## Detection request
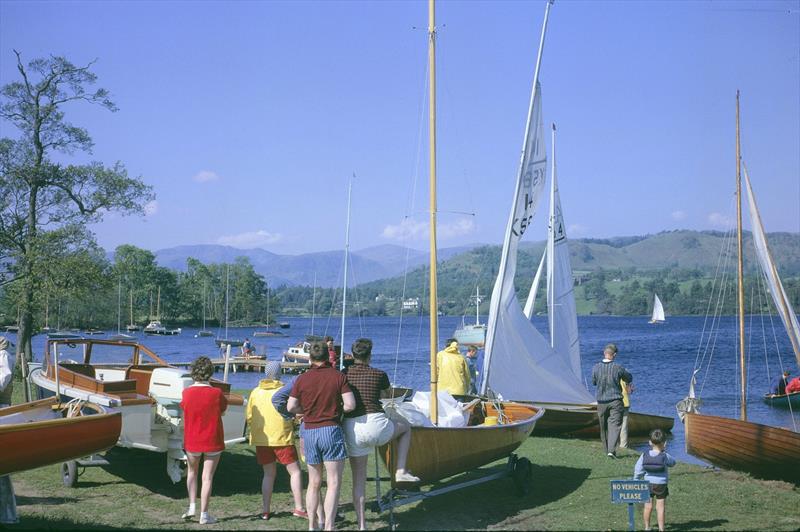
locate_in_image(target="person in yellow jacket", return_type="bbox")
[619,378,634,448]
[247,362,306,521]
[436,338,470,396]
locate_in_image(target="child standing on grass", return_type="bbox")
[180,356,227,525]
[247,361,307,521]
[633,429,676,532]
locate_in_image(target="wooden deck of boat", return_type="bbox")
[685,412,800,483]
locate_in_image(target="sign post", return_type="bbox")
[610,479,650,531]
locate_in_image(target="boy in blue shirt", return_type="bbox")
[633,429,676,532]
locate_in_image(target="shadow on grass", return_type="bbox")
[673,518,730,530]
[388,463,591,530]
[16,495,79,506]
[7,516,119,530]
[100,446,297,499]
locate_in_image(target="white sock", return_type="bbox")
[200,512,209,519]
[187,504,196,515]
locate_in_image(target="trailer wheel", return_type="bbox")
[62,461,78,487]
[512,457,532,495]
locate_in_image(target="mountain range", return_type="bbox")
[150,230,800,288]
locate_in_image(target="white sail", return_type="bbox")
[546,128,582,381]
[480,79,593,405]
[651,294,665,323]
[743,164,800,365]
[523,248,546,319]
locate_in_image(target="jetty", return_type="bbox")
[171,358,308,374]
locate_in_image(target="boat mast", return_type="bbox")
[735,90,746,421]
[202,282,207,331]
[475,286,481,326]
[340,175,353,371]
[117,279,122,334]
[547,123,557,347]
[225,265,230,340]
[156,286,161,321]
[129,290,134,327]
[428,0,439,425]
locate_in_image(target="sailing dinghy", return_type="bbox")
[376,1,543,516]
[481,65,673,439]
[649,294,666,324]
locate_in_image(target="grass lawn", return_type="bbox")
[5,383,799,530]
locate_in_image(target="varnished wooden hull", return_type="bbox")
[0,398,122,475]
[381,402,542,486]
[530,403,674,438]
[685,412,800,483]
[763,392,800,409]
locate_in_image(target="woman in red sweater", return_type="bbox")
[180,356,227,525]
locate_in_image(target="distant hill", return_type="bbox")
[152,243,481,287]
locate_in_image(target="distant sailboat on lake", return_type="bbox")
[649,293,665,324]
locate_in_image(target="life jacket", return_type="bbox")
[641,451,667,473]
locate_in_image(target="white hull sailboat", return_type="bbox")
[453,286,486,347]
[649,293,665,324]
[679,93,800,483]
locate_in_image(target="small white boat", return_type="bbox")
[649,293,666,324]
[28,338,247,483]
[454,287,486,347]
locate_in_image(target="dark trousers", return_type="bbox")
[597,399,624,455]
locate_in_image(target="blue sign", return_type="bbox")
[610,480,651,504]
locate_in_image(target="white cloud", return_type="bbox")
[192,170,219,183]
[217,229,282,248]
[708,212,733,228]
[567,223,587,236]
[144,200,158,217]
[381,217,475,241]
[671,210,687,221]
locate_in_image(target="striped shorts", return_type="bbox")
[300,424,347,465]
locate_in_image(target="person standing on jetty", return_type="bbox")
[342,338,418,531]
[0,337,18,525]
[247,361,307,521]
[633,429,676,532]
[591,343,632,458]
[180,356,227,525]
[436,338,471,396]
[288,341,355,531]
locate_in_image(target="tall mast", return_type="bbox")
[156,286,161,320]
[202,282,207,330]
[117,279,122,334]
[129,290,134,327]
[475,286,481,326]
[428,0,439,425]
[310,272,317,335]
[340,175,353,371]
[735,90,746,421]
[225,265,230,340]
[547,123,557,347]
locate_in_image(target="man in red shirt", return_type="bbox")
[288,341,354,531]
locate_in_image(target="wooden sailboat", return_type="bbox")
[0,397,121,476]
[680,92,800,483]
[144,287,180,335]
[380,0,542,491]
[253,283,286,337]
[649,293,665,324]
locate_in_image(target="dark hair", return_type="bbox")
[190,356,214,382]
[445,338,458,347]
[649,428,666,445]
[351,338,373,361]
[467,345,478,353]
[604,343,618,355]
[309,341,329,363]
[324,335,334,343]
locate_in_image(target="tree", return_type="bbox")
[0,51,153,363]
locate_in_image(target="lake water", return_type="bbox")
[17,315,799,465]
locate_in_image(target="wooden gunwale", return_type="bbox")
[686,416,799,456]
[0,398,122,475]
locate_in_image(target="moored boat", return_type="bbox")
[0,397,121,476]
[763,391,800,409]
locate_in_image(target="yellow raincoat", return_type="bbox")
[436,343,470,396]
[621,378,631,408]
[246,379,294,447]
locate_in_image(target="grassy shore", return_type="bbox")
[5,384,799,530]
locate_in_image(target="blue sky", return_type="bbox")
[1,0,798,255]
